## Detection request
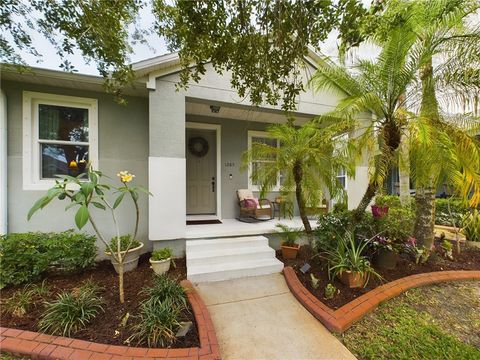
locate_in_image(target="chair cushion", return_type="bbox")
[238,189,254,201]
[243,198,257,208]
[257,204,271,209]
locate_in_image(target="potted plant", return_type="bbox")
[325,232,381,288]
[462,210,480,248]
[105,235,144,274]
[275,224,303,259]
[149,247,173,275]
[371,235,401,269]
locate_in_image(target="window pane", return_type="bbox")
[252,136,276,161]
[41,144,89,179]
[39,104,89,142]
[337,176,346,189]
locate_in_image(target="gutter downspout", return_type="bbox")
[0,90,7,234]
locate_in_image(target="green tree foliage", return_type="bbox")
[242,121,354,238]
[153,0,381,111]
[1,0,144,102]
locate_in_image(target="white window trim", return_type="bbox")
[334,133,349,191]
[23,91,98,191]
[247,130,281,192]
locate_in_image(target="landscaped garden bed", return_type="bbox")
[0,253,199,348]
[277,243,480,309]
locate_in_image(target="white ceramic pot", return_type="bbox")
[149,257,171,275]
[105,242,144,274]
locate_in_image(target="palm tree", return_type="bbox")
[241,121,353,239]
[312,27,418,222]
[378,0,480,247]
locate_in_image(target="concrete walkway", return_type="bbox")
[195,274,356,360]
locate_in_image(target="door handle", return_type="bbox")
[211,177,215,192]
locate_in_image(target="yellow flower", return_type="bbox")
[117,170,135,183]
[68,160,78,169]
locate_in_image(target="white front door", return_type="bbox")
[186,128,217,215]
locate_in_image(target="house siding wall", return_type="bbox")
[2,80,150,257]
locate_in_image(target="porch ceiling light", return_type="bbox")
[210,105,221,113]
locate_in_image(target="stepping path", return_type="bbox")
[195,274,356,360]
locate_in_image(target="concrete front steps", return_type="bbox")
[186,236,284,283]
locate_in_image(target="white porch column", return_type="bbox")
[0,90,7,234]
[148,80,186,240]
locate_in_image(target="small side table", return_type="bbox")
[273,198,293,220]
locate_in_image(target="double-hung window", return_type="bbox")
[247,131,282,191]
[23,92,98,190]
[334,133,348,190]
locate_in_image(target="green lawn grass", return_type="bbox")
[340,282,480,360]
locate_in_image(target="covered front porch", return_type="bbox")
[185,217,316,240]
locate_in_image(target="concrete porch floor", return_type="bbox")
[185,217,317,239]
[196,274,356,360]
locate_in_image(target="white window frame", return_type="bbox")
[334,133,348,191]
[247,130,282,191]
[22,91,98,190]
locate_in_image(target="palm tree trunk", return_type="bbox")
[414,187,436,249]
[352,182,378,222]
[293,161,312,238]
[414,57,440,248]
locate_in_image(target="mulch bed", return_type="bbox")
[0,254,200,348]
[277,242,480,309]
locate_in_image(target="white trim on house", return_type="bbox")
[185,122,222,220]
[0,90,7,234]
[22,91,98,190]
[247,130,282,192]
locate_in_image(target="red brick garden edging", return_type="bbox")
[283,267,480,333]
[0,280,221,360]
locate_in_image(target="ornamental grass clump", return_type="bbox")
[38,281,104,337]
[128,275,186,347]
[28,166,151,303]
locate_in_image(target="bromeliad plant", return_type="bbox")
[28,166,151,304]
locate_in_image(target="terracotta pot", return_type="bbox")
[371,205,389,218]
[374,248,399,269]
[105,242,144,274]
[149,257,171,275]
[338,270,367,288]
[281,244,300,259]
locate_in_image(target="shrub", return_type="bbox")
[435,198,471,227]
[3,281,51,317]
[151,247,173,261]
[462,209,480,242]
[128,275,186,347]
[275,223,303,247]
[129,298,182,348]
[0,231,96,288]
[38,281,104,337]
[375,195,403,208]
[107,235,141,253]
[376,207,415,242]
[314,211,376,252]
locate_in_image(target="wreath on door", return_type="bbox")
[188,136,209,157]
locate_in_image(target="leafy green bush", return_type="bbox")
[107,235,141,253]
[462,209,480,242]
[151,247,173,261]
[38,281,104,336]
[375,195,403,208]
[314,211,376,252]
[377,207,415,242]
[128,275,186,347]
[0,231,97,288]
[435,198,471,227]
[275,223,303,246]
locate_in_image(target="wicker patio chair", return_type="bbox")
[237,189,273,221]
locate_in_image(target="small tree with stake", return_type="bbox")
[28,166,151,304]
